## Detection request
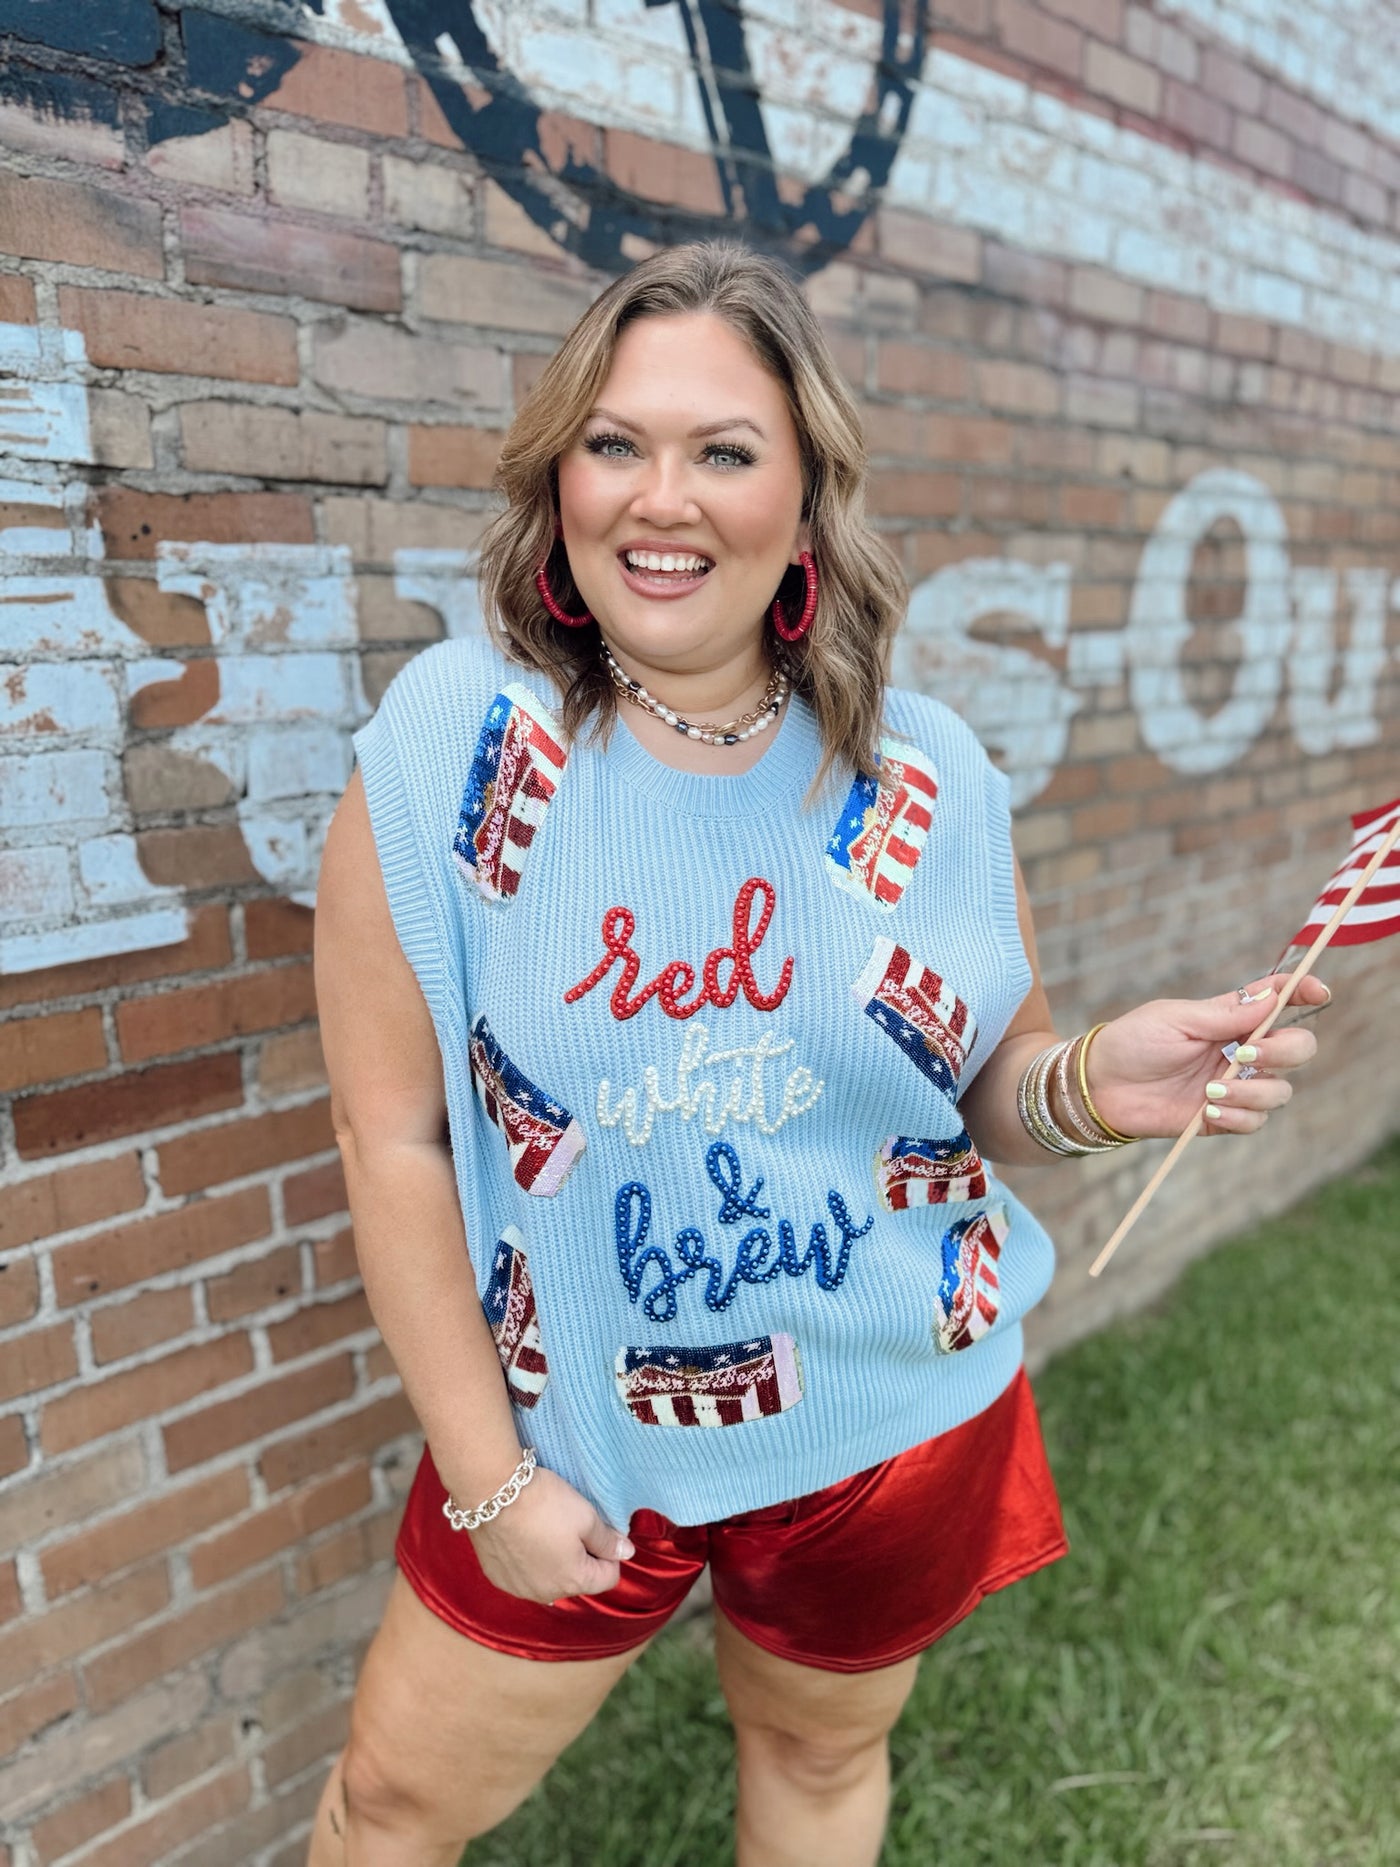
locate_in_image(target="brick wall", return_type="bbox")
[1,2,1397,1861]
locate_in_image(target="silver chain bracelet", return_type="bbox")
[441,1447,538,1533]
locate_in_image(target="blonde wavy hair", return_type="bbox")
[477,241,907,786]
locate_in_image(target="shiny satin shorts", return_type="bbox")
[396,1367,1068,1673]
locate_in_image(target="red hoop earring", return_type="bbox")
[771,550,818,642]
[535,539,593,629]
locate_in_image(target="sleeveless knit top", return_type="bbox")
[352,636,1056,1530]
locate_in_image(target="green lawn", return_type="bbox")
[470,1136,1400,1866]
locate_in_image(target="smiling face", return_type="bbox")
[554,310,809,680]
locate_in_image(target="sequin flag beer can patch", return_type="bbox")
[852,939,977,1099]
[482,1227,549,1408]
[826,738,938,910]
[615,1332,804,1427]
[933,1206,1008,1353]
[453,685,567,903]
[874,1131,988,1210]
[468,1014,586,1196]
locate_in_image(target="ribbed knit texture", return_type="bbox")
[352,636,1056,1530]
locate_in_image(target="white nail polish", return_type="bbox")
[1205,1106,1223,1121]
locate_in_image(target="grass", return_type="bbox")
[468,1136,1400,1866]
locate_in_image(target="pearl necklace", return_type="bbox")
[602,646,788,747]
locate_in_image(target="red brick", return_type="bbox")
[259,1028,327,1098]
[58,287,299,385]
[40,1334,254,1455]
[0,274,37,324]
[244,899,315,961]
[165,1354,356,1474]
[147,117,255,194]
[182,203,402,313]
[0,173,163,278]
[267,1291,373,1363]
[295,1518,373,1596]
[0,1563,169,1696]
[407,425,502,488]
[0,1559,17,1623]
[604,129,724,213]
[142,1715,239,1801]
[282,1157,348,1227]
[84,1572,284,1714]
[260,1391,417,1493]
[0,1416,26,1480]
[1162,76,1232,149]
[89,1286,196,1365]
[975,358,1061,414]
[179,402,388,486]
[867,471,961,518]
[31,1776,133,1866]
[189,1464,371,1589]
[0,910,229,1017]
[0,1671,80,1756]
[877,209,981,284]
[0,1256,39,1329]
[267,41,409,137]
[1084,39,1161,112]
[266,128,371,218]
[96,487,314,561]
[1201,46,1264,113]
[157,1099,336,1198]
[1059,482,1128,526]
[108,579,215,658]
[876,341,972,399]
[42,1469,250,1599]
[134,824,261,890]
[116,963,319,1064]
[13,1055,244,1162]
[0,1008,108,1095]
[995,0,1084,77]
[262,1694,350,1788]
[59,1766,253,1867]
[417,253,595,337]
[0,1324,78,1404]
[313,1227,358,1288]
[205,1245,303,1324]
[52,1184,271,1306]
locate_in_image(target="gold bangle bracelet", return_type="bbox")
[1077,1023,1140,1144]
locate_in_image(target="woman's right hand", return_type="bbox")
[464,1466,636,1603]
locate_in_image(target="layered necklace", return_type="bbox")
[602,645,788,748]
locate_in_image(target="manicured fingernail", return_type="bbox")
[1205,1105,1224,1121]
[1205,1082,1229,1101]
[1316,982,1332,1004]
[1235,1046,1258,1064]
[618,1540,635,1560]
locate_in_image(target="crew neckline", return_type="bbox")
[598,689,826,819]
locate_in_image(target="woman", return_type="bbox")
[310,242,1324,1865]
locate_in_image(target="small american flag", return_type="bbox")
[453,685,567,904]
[615,1332,804,1428]
[826,739,938,911]
[468,1014,586,1196]
[875,1130,989,1211]
[482,1227,549,1409]
[933,1205,1008,1354]
[853,939,977,1098]
[1287,797,1400,949]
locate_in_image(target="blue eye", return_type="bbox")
[704,443,757,470]
[584,431,636,459]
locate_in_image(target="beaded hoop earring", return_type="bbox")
[771,550,818,643]
[535,531,594,629]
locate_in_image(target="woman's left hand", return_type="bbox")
[1085,972,1330,1141]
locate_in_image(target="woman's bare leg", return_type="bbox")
[713,1611,921,1867]
[307,1575,646,1865]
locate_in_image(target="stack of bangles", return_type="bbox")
[1016,1023,1141,1156]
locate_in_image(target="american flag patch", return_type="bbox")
[853,939,977,1099]
[453,685,567,904]
[825,738,938,910]
[615,1332,804,1428]
[482,1227,549,1408]
[874,1130,988,1211]
[468,1015,586,1197]
[932,1206,1008,1353]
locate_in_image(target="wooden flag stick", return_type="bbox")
[1089,810,1400,1278]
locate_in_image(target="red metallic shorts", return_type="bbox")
[396,1367,1067,1673]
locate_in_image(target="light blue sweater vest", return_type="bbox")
[352,636,1056,1530]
